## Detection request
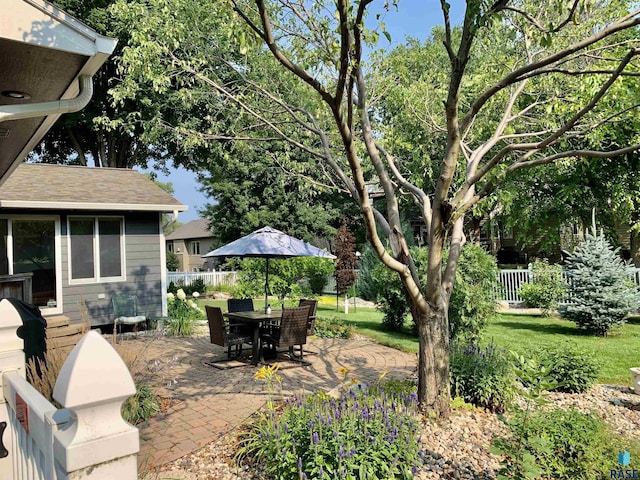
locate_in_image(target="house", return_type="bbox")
[165,218,217,271]
[0,163,187,326]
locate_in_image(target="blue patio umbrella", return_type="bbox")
[202,226,335,311]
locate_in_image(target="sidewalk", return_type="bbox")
[122,334,416,472]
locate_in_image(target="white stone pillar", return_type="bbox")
[52,331,138,479]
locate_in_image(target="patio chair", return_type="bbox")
[260,305,311,362]
[112,293,146,342]
[227,298,254,336]
[206,306,253,360]
[298,299,318,336]
[227,298,254,313]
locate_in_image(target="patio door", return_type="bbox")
[0,217,62,314]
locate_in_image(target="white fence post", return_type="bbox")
[0,299,25,480]
[52,331,138,479]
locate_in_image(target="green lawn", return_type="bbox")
[199,296,639,385]
[485,314,640,385]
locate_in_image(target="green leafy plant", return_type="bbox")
[239,369,421,479]
[166,288,202,336]
[535,342,601,393]
[449,341,515,413]
[561,226,638,335]
[313,316,354,338]
[122,382,161,424]
[448,243,500,341]
[301,257,335,295]
[491,352,558,480]
[517,259,566,315]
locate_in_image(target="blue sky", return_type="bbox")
[142,0,465,222]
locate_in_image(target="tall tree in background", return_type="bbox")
[198,141,349,244]
[112,0,640,415]
[33,0,166,168]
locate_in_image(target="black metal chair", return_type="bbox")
[298,299,318,336]
[260,305,310,362]
[205,306,253,360]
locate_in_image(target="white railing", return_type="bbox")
[0,299,138,479]
[168,271,238,288]
[496,267,640,304]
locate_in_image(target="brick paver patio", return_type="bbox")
[121,333,416,472]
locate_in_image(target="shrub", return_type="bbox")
[354,244,380,302]
[313,316,354,338]
[166,289,202,335]
[536,342,600,393]
[166,251,180,271]
[448,243,500,341]
[450,341,515,413]
[240,370,422,479]
[121,382,161,424]
[517,259,566,315]
[371,247,428,332]
[300,256,334,295]
[561,227,637,335]
[497,407,622,479]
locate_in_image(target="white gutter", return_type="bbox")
[0,75,93,123]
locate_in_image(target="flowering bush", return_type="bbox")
[166,288,203,336]
[450,341,515,413]
[240,367,421,479]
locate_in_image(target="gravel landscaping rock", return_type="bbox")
[143,384,640,479]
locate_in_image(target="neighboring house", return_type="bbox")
[165,218,217,271]
[0,163,187,326]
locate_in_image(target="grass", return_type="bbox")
[485,314,640,385]
[199,295,639,385]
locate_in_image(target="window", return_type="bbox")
[0,217,61,312]
[69,217,124,283]
[167,241,174,253]
[190,241,200,255]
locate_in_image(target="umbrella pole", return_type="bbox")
[265,258,269,313]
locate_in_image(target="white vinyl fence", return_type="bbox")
[168,271,238,288]
[496,267,640,304]
[0,299,138,480]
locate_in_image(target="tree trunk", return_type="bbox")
[411,301,451,418]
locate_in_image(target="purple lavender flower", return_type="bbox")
[312,431,319,445]
[298,457,303,470]
[339,444,345,458]
[319,466,324,478]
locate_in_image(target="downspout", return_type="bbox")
[0,75,93,123]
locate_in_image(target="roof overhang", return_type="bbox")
[0,0,117,184]
[0,200,189,213]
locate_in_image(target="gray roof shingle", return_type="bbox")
[165,219,212,240]
[0,163,187,212]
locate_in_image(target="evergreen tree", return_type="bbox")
[562,227,638,335]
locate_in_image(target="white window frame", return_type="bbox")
[167,241,174,253]
[0,215,63,315]
[190,241,200,255]
[67,216,126,285]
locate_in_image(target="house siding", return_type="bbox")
[59,211,163,326]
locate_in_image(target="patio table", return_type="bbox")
[226,310,281,365]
